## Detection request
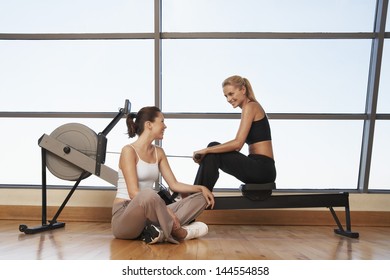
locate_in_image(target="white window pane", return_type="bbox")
[0,0,153,33]
[272,120,362,189]
[387,11,390,31]
[163,40,370,113]
[369,121,390,190]
[0,118,128,187]
[162,119,243,189]
[377,40,390,113]
[161,119,363,190]
[0,40,154,112]
[163,0,375,32]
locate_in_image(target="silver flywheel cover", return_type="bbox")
[46,123,98,181]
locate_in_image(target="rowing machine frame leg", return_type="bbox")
[329,205,359,239]
[19,149,88,234]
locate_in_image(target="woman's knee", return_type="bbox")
[207,141,220,147]
[190,192,208,208]
[136,189,161,204]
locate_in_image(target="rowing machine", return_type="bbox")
[19,100,131,234]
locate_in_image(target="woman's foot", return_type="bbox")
[140,224,164,244]
[182,222,209,240]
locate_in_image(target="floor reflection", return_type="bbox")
[18,229,65,260]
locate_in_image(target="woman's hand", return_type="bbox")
[193,149,206,163]
[199,186,215,209]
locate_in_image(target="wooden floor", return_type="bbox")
[1,220,389,260]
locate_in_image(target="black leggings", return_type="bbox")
[193,142,276,191]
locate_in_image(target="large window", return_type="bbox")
[162,40,371,113]
[0,0,389,192]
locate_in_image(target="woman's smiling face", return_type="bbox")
[223,84,246,108]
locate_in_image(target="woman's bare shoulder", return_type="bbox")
[243,101,264,119]
[155,145,166,157]
[120,145,138,159]
[121,144,133,153]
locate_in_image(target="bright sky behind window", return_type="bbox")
[0,0,388,190]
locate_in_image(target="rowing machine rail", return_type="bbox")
[212,183,359,238]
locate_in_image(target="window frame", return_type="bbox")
[0,0,389,193]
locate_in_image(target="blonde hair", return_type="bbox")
[222,75,257,102]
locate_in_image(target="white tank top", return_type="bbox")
[116,145,159,200]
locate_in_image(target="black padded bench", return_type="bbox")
[212,182,359,239]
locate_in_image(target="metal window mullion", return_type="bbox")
[161,32,374,40]
[0,33,154,40]
[0,32,374,41]
[358,0,388,193]
[154,0,162,110]
[162,113,367,120]
[0,112,374,120]
[154,0,163,187]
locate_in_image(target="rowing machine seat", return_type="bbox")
[240,182,276,201]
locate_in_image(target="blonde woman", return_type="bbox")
[193,75,276,191]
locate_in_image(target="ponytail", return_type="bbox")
[126,113,138,138]
[126,106,161,138]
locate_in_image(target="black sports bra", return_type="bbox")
[245,116,272,145]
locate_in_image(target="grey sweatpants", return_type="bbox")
[111,189,208,244]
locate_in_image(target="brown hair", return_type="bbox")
[222,75,257,102]
[126,106,161,138]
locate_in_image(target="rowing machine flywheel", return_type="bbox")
[45,123,98,181]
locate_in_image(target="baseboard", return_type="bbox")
[0,205,112,223]
[200,209,390,227]
[1,205,390,227]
